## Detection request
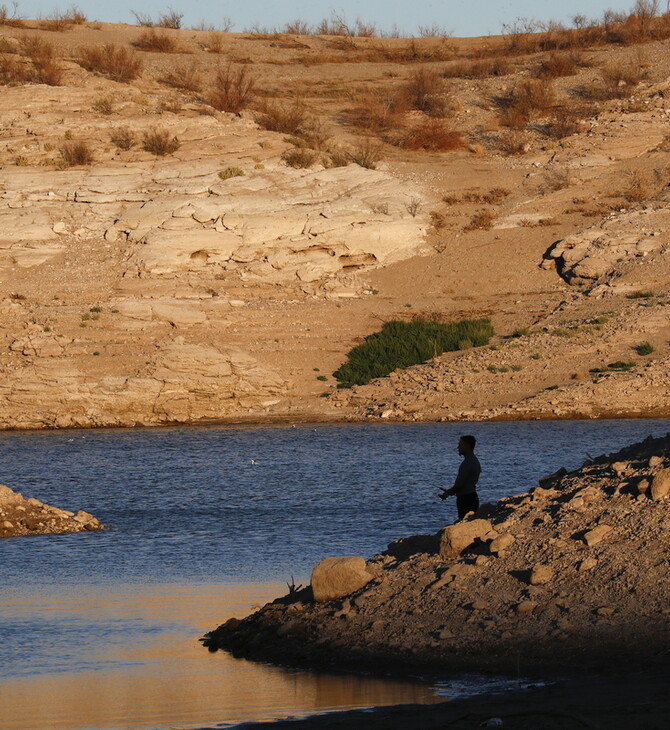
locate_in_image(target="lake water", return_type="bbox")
[1,419,668,729]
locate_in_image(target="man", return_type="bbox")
[439,435,481,520]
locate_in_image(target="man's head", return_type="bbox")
[458,434,476,455]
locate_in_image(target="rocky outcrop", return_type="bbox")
[205,433,670,675]
[0,484,103,537]
[541,203,670,286]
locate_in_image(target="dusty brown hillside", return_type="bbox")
[2,11,670,427]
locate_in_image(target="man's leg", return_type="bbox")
[456,493,480,520]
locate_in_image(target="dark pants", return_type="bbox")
[456,493,479,520]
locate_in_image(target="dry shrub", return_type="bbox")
[536,51,585,78]
[160,61,201,92]
[499,78,555,129]
[59,140,94,166]
[135,29,179,53]
[444,188,510,205]
[255,99,307,134]
[91,95,115,114]
[0,55,29,84]
[601,60,646,97]
[283,19,312,34]
[464,209,496,231]
[160,96,182,113]
[208,64,255,113]
[621,168,663,202]
[142,128,181,155]
[402,68,450,116]
[281,147,318,168]
[110,127,135,150]
[205,32,225,53]
[346,89,404,132]
[0,3,26,27]
[77,44,142,82]
[158,8,182,29]
[496,130,528,155]
[349,140,383,169]
[542,107,586,138]
[323,146,350,167]
[538,168,571,193]
[20,35,62,85]
[398,119,465,151]
[442,57,513,79]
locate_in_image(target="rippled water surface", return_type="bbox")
[1,419,668,728]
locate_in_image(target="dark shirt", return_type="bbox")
[452,453,481,496]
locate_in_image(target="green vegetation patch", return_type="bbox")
[333,318,493,388]
[589,361,636,374]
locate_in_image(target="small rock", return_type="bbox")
[583,524,612,546]
[637,479,650,495]
[597,607,615,616]
[516,601,538,615]
[475,555,491,567]
[649,455,664,468]
[489,533,514,556]
[73,510,95,524]
[438,629,453,640]
[650,468,670,500]
[578,557,598,572]
[439,519,492,559]
[529,564,554,586]
[611,461,629,477]
[471,601,488,611]
[311,556,374,602]
[2,520,13,529]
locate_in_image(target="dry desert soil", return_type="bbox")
[3,13,670,428]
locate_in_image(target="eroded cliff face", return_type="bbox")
[0,61,430,429]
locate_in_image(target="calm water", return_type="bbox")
[1,420,668,729]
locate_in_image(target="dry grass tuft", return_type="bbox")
[536,51,587,78]
[134,29,180,53]
[464,209,496,231]
[397,119,465,151]
[110,127,135,150]
[402,68,450,116]
[255,99,307,134]
[0,54,29,85]
[348,140,384,169]
[77,44,142,82]
[498,78,555,129]
[621,168,664,202]
[208,63,255,113]
[204,32,225,53]
[496,130,529,155]
[142,128,181,155]
[281,147,318,168]
[346,89,405,132]
[160,61,201,92]
[59,139,94,166]
[91,95,115,114]
[19,35,62,85]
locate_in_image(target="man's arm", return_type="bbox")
[439,469,468,499]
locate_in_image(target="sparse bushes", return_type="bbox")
[464,209,496,231]
[402,67,450,116]
[397,119,465,151]
[18,35,62,85]
[204,32,225,53]
[134,29,179,53]
[59,140,94,166]
[333,318,494,387]
[281,147,318,168]
[208,63,255,113]
[442,57,513,79]
[77,44,142,82]
[255,99,307,134]
[142,128,180,155]
[536,51,586,78]
[349,140,384,169]
[621,168,663,202]
[636,341,655,355]
[498,78,555,129]
[160,61,201,92]
[92,95,115,114]
[218,166,244,180]
[110,127,135,150]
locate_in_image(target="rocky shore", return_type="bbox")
[204,433,670,726]
[0,484,104,537]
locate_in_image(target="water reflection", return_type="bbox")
[0,584,442,730]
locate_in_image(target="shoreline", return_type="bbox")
[2,407,670,433]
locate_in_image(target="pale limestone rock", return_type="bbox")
[489,533,515,555]
[311,556,373,602]
[530,564,554,585]
[584,524,612,546]
[439,519,492,559]
[650,468,670,500]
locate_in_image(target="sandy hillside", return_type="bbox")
[2,12,670,428]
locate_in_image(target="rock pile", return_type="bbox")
[205,433,670,675]
[0,484,104,537]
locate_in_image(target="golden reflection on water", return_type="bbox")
[0,584,442,730]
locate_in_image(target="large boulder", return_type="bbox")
[310,556,374,602]
[439,519,492,559]
[650,468,670,501]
